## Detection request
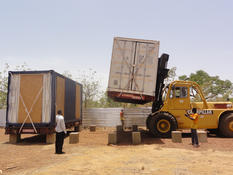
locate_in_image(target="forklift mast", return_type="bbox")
[152,54,169,113]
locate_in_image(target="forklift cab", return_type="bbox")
[165,81,207,111]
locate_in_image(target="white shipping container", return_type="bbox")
[107,37,160,103]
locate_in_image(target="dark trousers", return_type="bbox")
[191,129,199,145]
[121,120,125,129]
[55,132,65,153]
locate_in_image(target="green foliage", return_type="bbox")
[179,70,233,101]
[76,69,102,108]
[0,64,9,108]
[95,92,138,108]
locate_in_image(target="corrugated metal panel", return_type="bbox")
[0,109,6,127]
[108,37,159,98]
[83,107,151,127]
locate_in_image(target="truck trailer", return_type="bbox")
[5,70,82,141]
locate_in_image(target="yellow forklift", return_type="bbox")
[147,55,233,137]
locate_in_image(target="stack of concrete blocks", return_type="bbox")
[90,125,96,132]
[132,132,141,145]
[197,130,208,143]
[116,125,123,132]
[108,132,117,145]
[46,134,55,144]
[69,132,79,144]
[9,134,21,144]
[108,125,123,145]
[172,131,182,143]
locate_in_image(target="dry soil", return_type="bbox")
[0,128,232,175]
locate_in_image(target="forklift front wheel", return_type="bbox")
[149,113,177,138]
[157,119,171,133]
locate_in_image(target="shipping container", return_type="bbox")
[5,70,82,135]
[107,37,160,104]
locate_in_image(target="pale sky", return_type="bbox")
[1,0,233,90]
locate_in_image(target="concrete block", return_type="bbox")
[108,132,117,145]
[46,133,55,144]
[132,132,141,145]
[90,125,96,132]
[172,131,182,143]
[9,134,21,143]
[132,125,138,131]
[116,125,123,132]
[198,130,207,143]
[69,132,79,144]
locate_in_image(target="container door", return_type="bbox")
[132,42,159,96]
[18,74,43,123]
[109,39,136,91]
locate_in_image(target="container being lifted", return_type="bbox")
[5,70,82,140]
[107,37,167,104]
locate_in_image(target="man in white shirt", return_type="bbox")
[55,110,67,154]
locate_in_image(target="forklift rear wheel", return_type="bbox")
[149,113,177,138]
[219,113,233,137]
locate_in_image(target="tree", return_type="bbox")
[0,64,9,108]
[96,92,138,108]
[0,62,30,108]
[164,67,177,85]
[179,70,233,101]
[76,69,102,108]
[62,71,72,79]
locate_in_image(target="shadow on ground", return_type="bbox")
[4,132,71,145]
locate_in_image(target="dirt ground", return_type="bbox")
[0,127,233,175]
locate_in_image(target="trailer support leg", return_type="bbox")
[9,134,21,144]
[46,133,55,144]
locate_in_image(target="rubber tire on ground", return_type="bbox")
[149,113,177,138]
[219,113,233,137]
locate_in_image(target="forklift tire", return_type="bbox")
[146,115,152,130]
[219,113,233,137]
[149,113,177,138]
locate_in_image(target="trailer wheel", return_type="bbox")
[74,126,80,132]
[219,113,233,137]
[149,113,177,138]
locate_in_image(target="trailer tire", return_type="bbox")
[219,113,233,137]
[149,113,177,138]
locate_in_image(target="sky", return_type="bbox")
[0,0,233,90]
